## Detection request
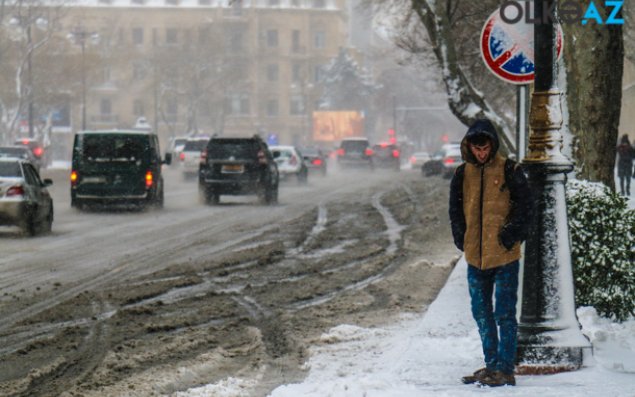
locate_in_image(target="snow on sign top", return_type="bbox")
[480,8,562,85]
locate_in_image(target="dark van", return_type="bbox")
[70,130,171,209]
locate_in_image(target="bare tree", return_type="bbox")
[368,0,623,187]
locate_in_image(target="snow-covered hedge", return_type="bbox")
[566,180,635,322]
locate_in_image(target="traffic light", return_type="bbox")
[441,134,449,143]
[388,128,396,144]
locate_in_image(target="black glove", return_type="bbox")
[499,228,515,250]
[453,235,464,252]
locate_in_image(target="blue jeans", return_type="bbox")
[467,261,519,375]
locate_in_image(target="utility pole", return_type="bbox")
[516,0,591,373]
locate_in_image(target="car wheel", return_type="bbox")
[297,169,308,185]
[21,208,37,236]
[262,184,278,205]
[41,203,53,233]
[155,185,164,208]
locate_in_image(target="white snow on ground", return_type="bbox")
[178,257,635,397]
[177,173,635,397]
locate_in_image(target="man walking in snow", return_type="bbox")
[448,119,532,387]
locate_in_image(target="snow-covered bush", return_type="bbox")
[566,179,635,322]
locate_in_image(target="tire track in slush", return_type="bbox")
[289,190,407,310]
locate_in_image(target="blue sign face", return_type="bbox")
[489,25,534,76]
[480,9,562,85]
[267,133,278,145]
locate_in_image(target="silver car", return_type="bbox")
[0,158,53,235]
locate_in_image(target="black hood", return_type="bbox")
[461,119,500,164]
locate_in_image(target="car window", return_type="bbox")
[273,149,293,159]
[23,163,41,186]
[0,147,29,159]
[0,162,22,177]
[183,139,208,151]
[446,148,462,157]
[79,134,149,162]
[174,139,187,147]
[208,140,259,160]
[341,140,368,152]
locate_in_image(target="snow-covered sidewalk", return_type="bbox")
[266,257,635,397]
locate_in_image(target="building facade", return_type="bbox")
[60,0,348,148]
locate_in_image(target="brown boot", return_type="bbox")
[461,367,492,384]
[478,370,516,387]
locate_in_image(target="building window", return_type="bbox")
[228,30,243,52]
[131,0,145,5]
[166,98,178,121]
[102,66,112,83]
[100,98,112,115]
[266,63,279,82]
[292,30,301,53]
[292,63,302,82]
[314,30,325,49]
[290,95,305,115]
[165,0,179,5]
[133,99,145,117]
[199,26,210,45]
[132,27,143,45]
[313,0,326,8]
[166,28,178,45]
[313,64,324,83]
[226,93,250,115]
[266,29,278,48]
[152,28,158,46]
[291,0,301,6]
[132,62,146,81]
[198,0,211,4]
[268,0,280,6]
[266,99,278,117]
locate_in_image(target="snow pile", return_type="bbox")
[267,259,635,397]
[578,306,635,373]
[173,376,257,397]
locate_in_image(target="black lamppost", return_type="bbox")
[68,25,99,131]
[516,0,591,372]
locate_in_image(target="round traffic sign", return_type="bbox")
[480,9,562,85]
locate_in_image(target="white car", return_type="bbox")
[269,145,308,184]
[409,151,431,167]
[168,136,189,167]
[180,137,209,179]
[0,158,53,235]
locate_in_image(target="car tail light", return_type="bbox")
[257,150,267,164]
[364,148,374,156]
[380,142,388,148]
[312,158,322,166]
[6,185,24,197]
[33,147,44,158]
[392,150,400,158]
[70,170,78,185]
[145,171,153,188]
[179,152,185,161]
[21,139,29,145]
[336,148,345,156]
[290,155,297,166]
[200,148,207,163]
[410,156,416,164]
[444,158,455,165]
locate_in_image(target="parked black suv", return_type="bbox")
[198,136,279,205]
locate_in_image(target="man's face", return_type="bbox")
[469,141,492,164]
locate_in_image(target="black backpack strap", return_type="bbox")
[504,158,517,189]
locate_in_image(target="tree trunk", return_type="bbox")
[410,0,515,154]
[563,22,623,189]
